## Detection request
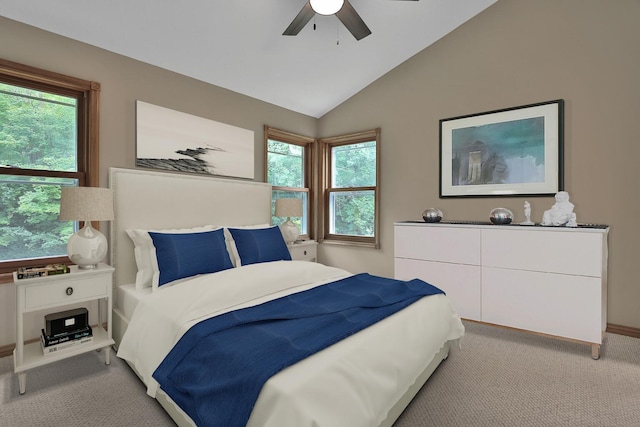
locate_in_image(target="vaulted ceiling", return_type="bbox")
[1,0,496,118]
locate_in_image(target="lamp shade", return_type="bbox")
[275,198,303,218]
[59,186,114,269]
[59,187,115,221]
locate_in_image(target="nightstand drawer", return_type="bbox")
[288,241,317,262]
[23,275,109,311]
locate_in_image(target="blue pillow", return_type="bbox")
[227,226,292,266]
[149,228,233,287]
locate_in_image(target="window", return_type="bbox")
[264,126,315,238]
[320,128,380,247]
[0,59,100,276]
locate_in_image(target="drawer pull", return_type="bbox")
[66,287,74,296]
[303,250,307,255]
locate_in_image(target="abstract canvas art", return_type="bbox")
[136,101,254,179]
[439,100,563,197]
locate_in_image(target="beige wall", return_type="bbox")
[318,0,640,329]
[1,0,638,337]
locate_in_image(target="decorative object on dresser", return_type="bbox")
[489,207,514,225]
[59,186,115,269]
[521,200,535,225]
[394,221,608,359]
[13,263,115,394]
[541,191,577,227]
[439,99,564,198]
[422,208,443,223]
[275,198,303,244]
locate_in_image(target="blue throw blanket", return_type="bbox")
[153,273,444,427]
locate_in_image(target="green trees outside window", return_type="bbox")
[329,141,376,237]
[0,83,77,262]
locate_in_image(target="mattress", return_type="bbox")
[115,282,151,321]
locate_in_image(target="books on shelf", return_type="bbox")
[41,326,93,355]
[16,263,70,279]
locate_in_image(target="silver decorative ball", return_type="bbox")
[490,207,514,225]
[422,208,443,223]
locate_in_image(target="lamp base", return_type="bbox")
[67,223,108,269]
[279,219,300,245]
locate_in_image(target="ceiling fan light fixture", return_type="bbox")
[310,0,344,15]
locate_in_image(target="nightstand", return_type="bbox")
[288,240,317,262]
[13,263,115,394]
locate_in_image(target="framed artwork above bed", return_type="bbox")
[439,99,564,198]
[135,100,254,179]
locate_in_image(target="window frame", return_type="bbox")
[320,128,380,248]
[263,125,316,240]
[0,58,100,278]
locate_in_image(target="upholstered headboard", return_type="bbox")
[109,167,272,286]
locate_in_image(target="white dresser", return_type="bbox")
[394,221,608,358]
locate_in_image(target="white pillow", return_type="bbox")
[223,224,271,267]
[126,225,217,289]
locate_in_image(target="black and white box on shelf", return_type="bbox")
[45,307,89,337]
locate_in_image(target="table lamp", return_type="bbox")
[59,186,115,269]
[275,198,303,245]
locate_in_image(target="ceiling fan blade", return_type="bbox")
[335,0,371,41]
[283,1,315,36]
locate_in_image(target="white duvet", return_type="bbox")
[117,261,464,427]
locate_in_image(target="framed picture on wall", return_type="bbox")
[135,100,255,180]
[439,99,564,198]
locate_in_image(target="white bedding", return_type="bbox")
[115,282,150,320]
[117,261,464,427]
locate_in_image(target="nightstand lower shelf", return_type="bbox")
[14,327,114,395]
[15,327,114,372]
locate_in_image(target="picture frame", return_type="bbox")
[439,99,563,198]
[135,100,254,180]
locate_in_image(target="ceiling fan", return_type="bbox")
[283,0,418,41]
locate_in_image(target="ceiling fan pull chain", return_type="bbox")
[314,16,316,31]
[337,23,340,45]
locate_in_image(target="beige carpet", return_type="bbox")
[1,321,639,426]
[394,321,640,427]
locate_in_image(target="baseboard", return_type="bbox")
[0,343,14,358]
[606,323,640,338]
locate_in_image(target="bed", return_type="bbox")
[109,167,464,427]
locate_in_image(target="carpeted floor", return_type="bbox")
[1,321,639,426]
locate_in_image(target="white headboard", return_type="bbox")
[109,167,272,286]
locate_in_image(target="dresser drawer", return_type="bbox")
[394,224,481,265]
[23,275,109,311]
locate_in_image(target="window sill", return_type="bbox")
[320,239,379,249]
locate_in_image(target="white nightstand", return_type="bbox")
[13,263,115,394]
[288,240,318,262]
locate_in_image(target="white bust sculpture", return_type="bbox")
[541,191,577,227]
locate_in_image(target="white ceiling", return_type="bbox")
[0,0,496,118]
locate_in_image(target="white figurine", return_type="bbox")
[521,200,534,225]
[541,191,577,227]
